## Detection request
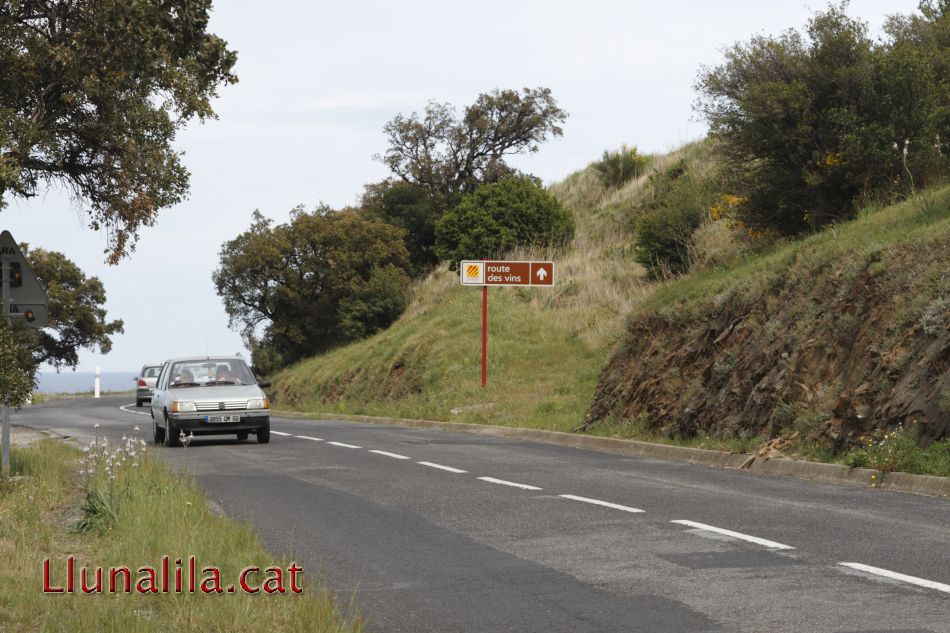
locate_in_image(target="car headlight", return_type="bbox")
[171,401,196,413]
[246,398,270,410]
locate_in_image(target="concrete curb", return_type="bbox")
[273,410,950,498]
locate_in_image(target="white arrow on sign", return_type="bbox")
[536,267,548,281]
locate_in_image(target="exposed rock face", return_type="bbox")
[582,242,950,448]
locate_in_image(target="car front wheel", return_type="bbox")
[153,418,165,445]
[163,414,181,448]
[256,421,270,444]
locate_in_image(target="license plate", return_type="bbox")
[204,414,241,423]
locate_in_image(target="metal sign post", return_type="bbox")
[481,285,487,387]
[0,231,50,478]
[2,255,10,477]
[460,260,556,386]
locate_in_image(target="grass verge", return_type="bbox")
[0,438,361,632]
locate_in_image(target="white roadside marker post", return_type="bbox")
[94,367,101,399]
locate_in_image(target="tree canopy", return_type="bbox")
[694,1,949,234]
[0,322,37,407]
[434,176,574,268]
[213,208,411,374]
[368,88,567,274]
[377,88,567,205]
[25,244,124,369]
[0,0,237,262]
[360,179,440,275]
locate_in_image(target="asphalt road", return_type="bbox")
[14,397,950,632]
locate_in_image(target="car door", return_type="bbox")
[150,362,170,422]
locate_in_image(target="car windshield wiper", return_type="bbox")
[204,380,238,386]
[170,382,200,388]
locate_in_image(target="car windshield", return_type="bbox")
[169,360,256,388]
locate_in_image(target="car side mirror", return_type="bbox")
[257,381,272,389]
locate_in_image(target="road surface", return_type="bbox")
[14,397,950,632]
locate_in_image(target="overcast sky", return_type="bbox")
[3,0,920,372]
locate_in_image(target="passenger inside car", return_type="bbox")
[215,364,234,383]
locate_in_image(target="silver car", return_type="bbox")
[135,364,162,407]
[149,356,272,447]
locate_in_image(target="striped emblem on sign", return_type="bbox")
[465,264,481,278]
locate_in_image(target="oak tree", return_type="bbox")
[24,244,124,369]
[378,88,567,205]
[213,208,411,373]
[0,0,237,262]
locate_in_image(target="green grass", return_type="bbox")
[273,268,604,432]
[269,139,950,479]
[583,413,765,454]
[842,424,950,477]
[637,186,950,322]
[270,142,723,431]
[0,439,361,632]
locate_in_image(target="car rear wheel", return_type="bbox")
[136,399,143,408]
[256,422,270,444]
[163,414,181,448]
[237,431,249,441]
[153,418,165,445]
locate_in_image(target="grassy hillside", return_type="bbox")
[271,140,950,476]
[270,142,719,430]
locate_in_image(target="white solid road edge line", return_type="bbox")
[271,431,292,436]
[327,441,362,449]
[478,476,543,491]
[295,435,324,442]
[839,562,950,594]
[417,461,467,474]
[559,494,644,513]
[119,404,150,416]
[671,520,794,550]
[369,450,411,460]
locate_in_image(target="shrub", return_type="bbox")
[694,4,950,235]
[689,220,748,271]
[633,160,720,278]
[214,208,411,372]
[361,180,441,275]
[843,423,950,477]
[434,176,575,267]
[593,145,649,188]
[635,205,703,277]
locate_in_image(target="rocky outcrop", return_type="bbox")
[582,238,950,448]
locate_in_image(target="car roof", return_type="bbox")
[164,356,246,364]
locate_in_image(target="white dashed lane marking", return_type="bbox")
[271,431,292,436]
[119,404,150,416]
[328,441,362,449]
[295,435,324,442]
[417,461,468,474]
[671,520,794,550]
[838,562,950,594]
[369,450,411,460]
[559,494,644,513]
[478,476,542,491]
